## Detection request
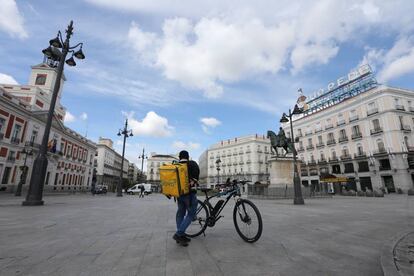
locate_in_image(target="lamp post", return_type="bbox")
[15,148,33,196]
[23,21,85,206]
[280,104,305,205]
[215,158,221,187]
[138,148,148,180]
[117,119,133,197]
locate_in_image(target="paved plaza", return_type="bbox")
[0,193,413,276]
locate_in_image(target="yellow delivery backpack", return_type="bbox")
[160,163,189,197]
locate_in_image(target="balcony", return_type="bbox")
[233,153,238,156]
[325,124,333,130]
[246,160,251,164]
[401,125,411,132]
[297,146,305,152]
[239,161,244,165]
[354,152,367,158]
[301,171,309,177]
[308,159,317,165]
[306,145,314,150]
[309,170,318,176]
[10,137,20,144]
[329,156,339,162]
[305,131,313,136]
[373,148,387,155]
[316,143,325,148]
[395,105,405,111]
[245,150,251,154]
[379,165,391,171]
[238,151,243,155]
[370,127,383,135]
[349,115,359,122]
[410,106,414,112]
[337,120,346,126]
[315,128,322,133]
[296,132,303,138]
[367,108,379,116]
[408,147,414,152]
[318,158,327,164]
[326,139,336,145]
[7,156,16,162]
[340,154,352,161]
[0,132,3,140]
[351,133,362,140]
[257,150,263,153]
[338,136,349,143]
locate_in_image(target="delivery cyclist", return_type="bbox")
[173,150,200,246]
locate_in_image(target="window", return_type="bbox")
[368,102,376,109]
[356,144,364,156]
[1,167,11,184]
[331,150,337,158]
[339,129,347,139]
[35,74,47,85]
[332,164,341,174]
[342,147,349,157]
[352,125,361,136]
[12,125,21,139]
[372,119,381,130]
[0,118,5,133]
[405,136,410,149]
[344,163,354,173]
[358,161,369,172]
[318,135,323,144]
[379,159,391,170]
[377,139,385,152]
[45,172,50,185]
[308,138,312,146]
[320,152,325,161]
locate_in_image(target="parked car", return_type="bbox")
[127,183,152,195]
[94,185,107,194]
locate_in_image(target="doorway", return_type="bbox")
[382,175,395,193]
[360,177,373,191]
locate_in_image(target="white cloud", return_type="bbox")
[122,111,174,137]
[172,141,200,151]
[291,43,339,74]
[80,112,88,120]
[129,18,294,98]
[116,140,131,147]
[64,111,76,123]
[200,117,221,134]
[0,0,28,39]
[200,117,221,127]
[0,73,18,85]
[359,36,414,82]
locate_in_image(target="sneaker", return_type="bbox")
[173,234,189,246]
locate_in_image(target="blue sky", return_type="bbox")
[1,0,414,166]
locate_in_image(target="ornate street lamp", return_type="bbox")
[215,158,221,187]
[23,21,85,206]
[280,104,305,205]
[138,148,148,180]
[117,119,133,197]
[15,148,33,196]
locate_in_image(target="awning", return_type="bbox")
[319,174,349,183]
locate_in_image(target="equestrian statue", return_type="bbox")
[267,127,296,157]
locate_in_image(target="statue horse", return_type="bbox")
[267,130,297,157]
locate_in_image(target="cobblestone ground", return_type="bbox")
[0,193,413,276]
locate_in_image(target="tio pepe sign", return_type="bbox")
[307,64,372,102]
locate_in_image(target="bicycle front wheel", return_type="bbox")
[233,199,262,243]
[186,200,209,238]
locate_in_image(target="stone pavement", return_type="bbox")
[0,193,413,276]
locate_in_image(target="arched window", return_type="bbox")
[376,139,385,152]
[356,143,364,156]
[404,136,410,149]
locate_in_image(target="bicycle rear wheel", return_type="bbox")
[186,200,209,238]
[233,199,262,243]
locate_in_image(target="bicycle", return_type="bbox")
[186,180,263,243]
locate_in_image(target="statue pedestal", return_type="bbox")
[268,156,294,188]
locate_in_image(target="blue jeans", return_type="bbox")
[176,192,198,236]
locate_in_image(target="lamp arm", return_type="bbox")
[57,31,64,44]
[69,42,83,50]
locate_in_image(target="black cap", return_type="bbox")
[179,150,189,160]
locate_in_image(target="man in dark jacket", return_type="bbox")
[173,150,200,246]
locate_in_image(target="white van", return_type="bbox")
[127,183,152,195]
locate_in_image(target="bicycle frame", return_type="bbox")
[201,183,242,223]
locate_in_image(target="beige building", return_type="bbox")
[0,61,96,193]
[147,153,177,187]
[94,137,129,192]
[203,134,272,193]
[284,84,414,194]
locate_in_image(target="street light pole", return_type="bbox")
[281,104,305,205]
[138,148,147,179]
[15,148,33,196]
[215,158,221,187]
[117,119,133,197]
[23,21,85,206]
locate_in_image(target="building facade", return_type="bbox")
[146,153,177,187]
[128,163,140,184]
[0,62,96,193]
[94,137,129,192]
[285,84,414,194]
[203,134,272,193]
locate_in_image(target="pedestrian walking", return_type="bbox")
[139,184,145,198]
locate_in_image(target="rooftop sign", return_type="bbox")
[301,64,377,115]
